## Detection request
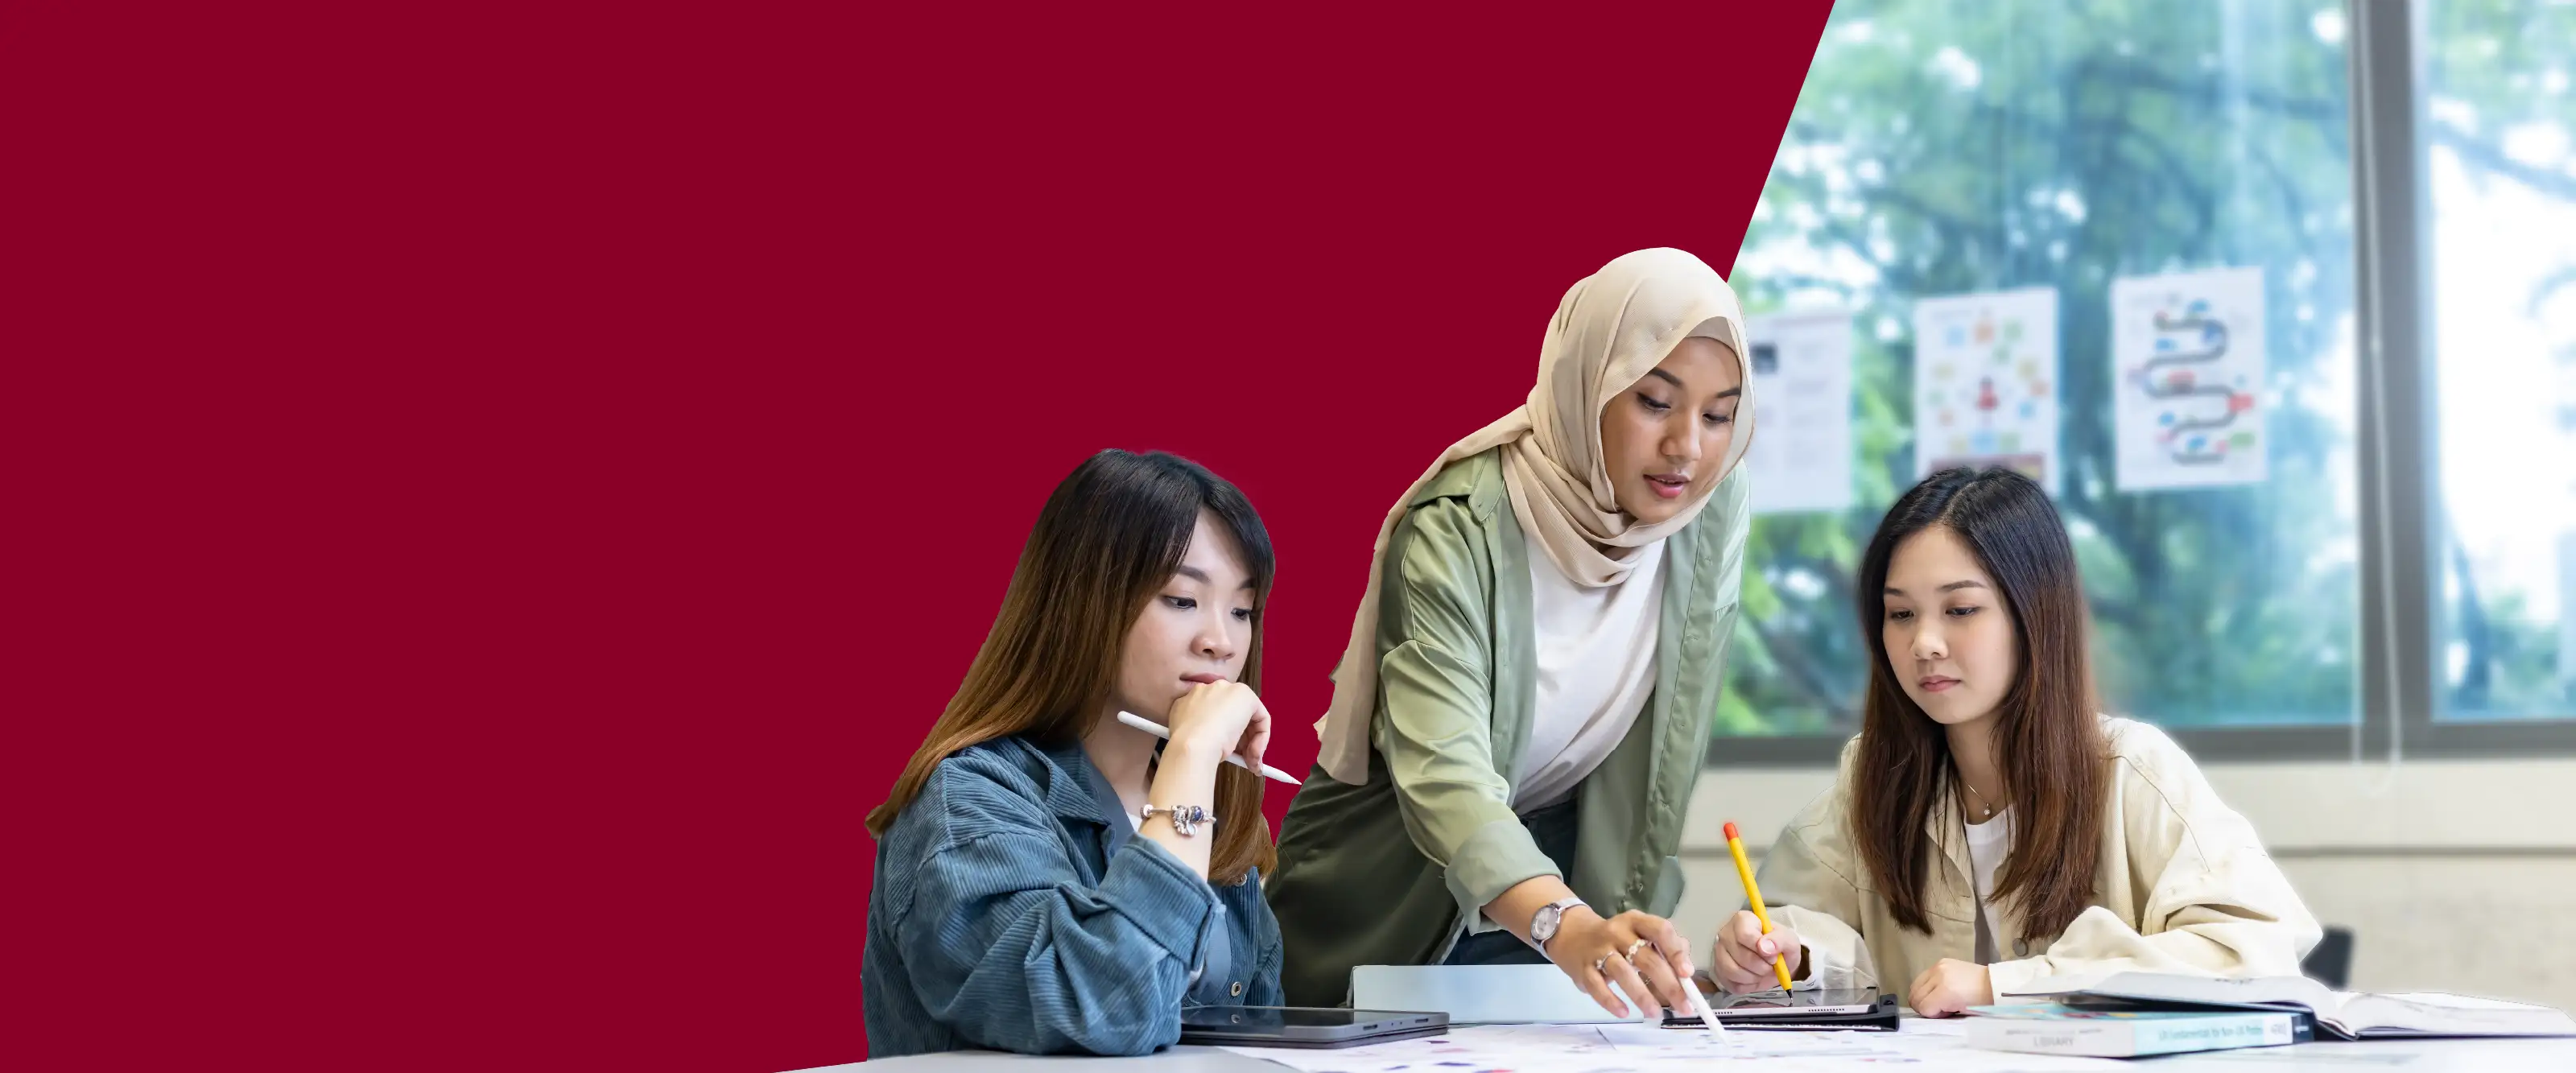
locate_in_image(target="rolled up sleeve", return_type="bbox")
[1372,503,1558,931]
[1760,823,1880,992]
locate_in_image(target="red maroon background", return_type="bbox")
[9,3,1833,1071]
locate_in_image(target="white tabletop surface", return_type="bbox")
[797,1017,2576,1073]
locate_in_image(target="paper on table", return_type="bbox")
[1594,1024,1891,1059]
[1216,1025,1614,1073]
[1218,1022,2167,1073]
[1862,1030,2139,1073]
[1899,1015,1975,1036]
[2181,1050,2421,1067]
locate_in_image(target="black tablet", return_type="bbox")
[1177,1006,1450,1049]
[1661,988,1900,1030]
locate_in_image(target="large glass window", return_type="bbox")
[2424,0,2576,721]
[1719,0,2361,737]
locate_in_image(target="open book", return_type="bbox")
[2004,972,2576,1040]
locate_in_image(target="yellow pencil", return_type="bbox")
[1723,821,1795,993]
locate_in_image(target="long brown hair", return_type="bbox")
[865,449,1278,884]
[1848,467,2107,939]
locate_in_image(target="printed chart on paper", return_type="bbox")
[1743,310,1856,515]
[1912,287,2060,494]
[2110,266,2268,492]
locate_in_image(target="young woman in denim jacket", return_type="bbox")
[864,450,1284,1056]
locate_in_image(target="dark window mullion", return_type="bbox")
[2349,0,2442,761]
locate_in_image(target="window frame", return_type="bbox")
[1708,0,2576,766]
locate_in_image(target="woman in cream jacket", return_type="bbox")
[1711,467,2319,1016]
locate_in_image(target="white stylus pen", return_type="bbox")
[1115,712,1302,785]
[1683,972,1728,1039]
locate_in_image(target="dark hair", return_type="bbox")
[1847,467,2107,939]
[866,449,1278,883]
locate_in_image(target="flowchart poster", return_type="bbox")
[2112,266,2268,491]
[1742,310,1855,515]
[1912,287,2059,493]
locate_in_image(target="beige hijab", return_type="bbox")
[1313,248,1757,784]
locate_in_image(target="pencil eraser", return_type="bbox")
[1723,821,1740,840]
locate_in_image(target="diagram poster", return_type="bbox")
[1742,310,1855,515]
[2112,266,2268,492]
[1911,287,2059,493]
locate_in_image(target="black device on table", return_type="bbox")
[1660,988,1901,1030]
[1177,1006,1451,1049]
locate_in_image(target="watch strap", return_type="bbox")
[1529,895,1587,954]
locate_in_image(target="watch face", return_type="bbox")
[1532,906,1559,942]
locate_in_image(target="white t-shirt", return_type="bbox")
[1964,807,2016,964]
[1510,541,1665,811]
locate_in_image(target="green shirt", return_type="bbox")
[1265,448,1749,1006]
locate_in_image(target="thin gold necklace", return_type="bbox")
[1960,776,2004,820]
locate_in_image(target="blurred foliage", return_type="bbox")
[2424,0,2576,717]
[1715,0,2575,737]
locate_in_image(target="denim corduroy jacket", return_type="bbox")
[865,735,1282,1057]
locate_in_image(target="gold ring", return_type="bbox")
[1592,956,1608,973]
[1624,939,1649,960]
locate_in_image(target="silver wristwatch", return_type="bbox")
[1527,896,1587,955]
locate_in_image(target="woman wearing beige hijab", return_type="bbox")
[1266,249,1757,1017]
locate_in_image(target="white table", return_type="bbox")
[795,1020,2576,1073]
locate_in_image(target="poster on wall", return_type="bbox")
[1742,310,1855,515]
[1911,287,2059,493]
[2560,532,2575,690]
[2111,266,2269,492]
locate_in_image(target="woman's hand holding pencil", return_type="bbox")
[1713,820,1803,993]
[1712,910,1804,992]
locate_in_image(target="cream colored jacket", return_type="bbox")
[1756,717,2320,1003]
